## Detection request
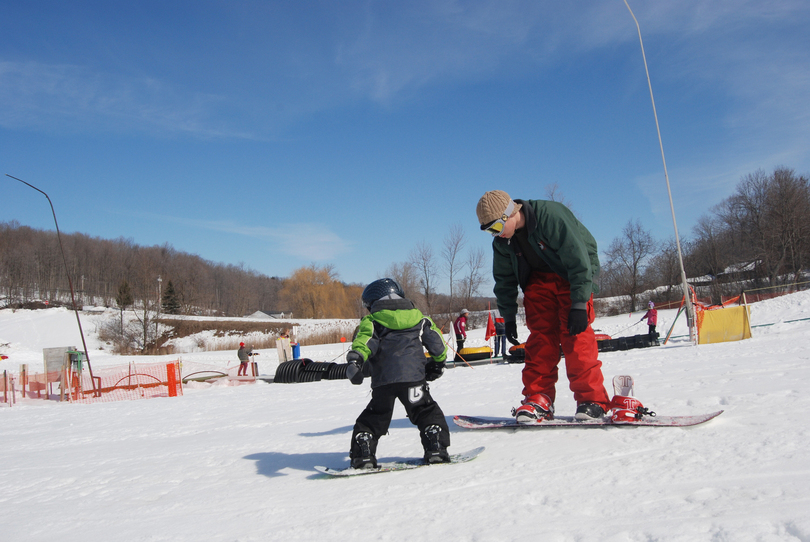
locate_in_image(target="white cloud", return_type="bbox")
[125,213,354,261]
[0,60,253,138]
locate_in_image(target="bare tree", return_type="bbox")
[115,280,133,335]
[0,222,285,318]
[645,238,684,302]
[715,167,810,287]
[441,224,466,312]
[602,219,656,311]
[278,264,356,319]
[689,215,734,304]
[763,167,810,285]
[129,249,162,352]
[408,241,439,315]
[384,261,422,307]
[458,246,488,308]
[545,182,573,208]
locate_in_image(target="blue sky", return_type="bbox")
[2,1,809,294]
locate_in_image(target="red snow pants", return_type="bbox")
[522,272,609,408]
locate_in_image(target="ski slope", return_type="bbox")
[1,291,809,541]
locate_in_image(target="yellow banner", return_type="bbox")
[698,306,752,344]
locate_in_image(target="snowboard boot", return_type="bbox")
[422,425,450,464]
[575,402,606,421]
[512,393,554,424]
[350,432,378,469]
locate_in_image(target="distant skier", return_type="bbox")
[453,308,470,355]
[237,342,252,376]
[641,302,658,340]
[345,278,451,468]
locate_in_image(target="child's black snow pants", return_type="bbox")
[351,381,450,457]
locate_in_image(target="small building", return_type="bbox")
[244,310,293,319]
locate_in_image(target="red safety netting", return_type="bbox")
[8,362,183,404]
[69,361,183,403]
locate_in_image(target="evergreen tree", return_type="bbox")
[115,280,134,333]
[161,280,181,315]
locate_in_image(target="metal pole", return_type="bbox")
[623,2,696,344]
[5,174,98,391]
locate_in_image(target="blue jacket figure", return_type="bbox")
[345,278,450,469]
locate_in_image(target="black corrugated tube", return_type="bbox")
[274,359,356,383]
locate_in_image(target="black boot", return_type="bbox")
[422,425,450,464]
[350,432,377,469]
[575,402,606,421]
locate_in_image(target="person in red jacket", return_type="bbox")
[641,301,658,337]
[453,309,469,356]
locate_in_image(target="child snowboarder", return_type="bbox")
[641,301,658,340]
[345,278,451,469]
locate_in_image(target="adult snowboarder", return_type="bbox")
[475,190,610,423]
[345,278,451,468]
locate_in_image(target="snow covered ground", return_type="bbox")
[2,292,810,541]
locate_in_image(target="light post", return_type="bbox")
[156,275,162,344]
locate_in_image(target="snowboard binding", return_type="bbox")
[610,376,656,424]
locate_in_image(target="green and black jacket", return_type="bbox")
[350,297,448,388]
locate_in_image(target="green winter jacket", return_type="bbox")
[492,199,600,320]
[351,297,448,388]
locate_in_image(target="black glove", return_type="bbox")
[346,350,363,363]
[567,308,589,336]
[425,360,445,381]
[346,362,364,385]
[346,350,365,385]
[505,321,520,346]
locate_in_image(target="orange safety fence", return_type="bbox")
[70,361,183,403]
[2,362,183,404]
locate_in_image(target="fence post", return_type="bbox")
[21,364,27,398]
[167,363,178,397]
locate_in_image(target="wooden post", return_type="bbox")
[21,364,28,398]
[60,367,68,402]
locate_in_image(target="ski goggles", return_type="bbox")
[481,200,515,236]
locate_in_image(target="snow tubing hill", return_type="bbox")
[274,358,371,384]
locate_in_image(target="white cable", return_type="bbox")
[623,0,697,344]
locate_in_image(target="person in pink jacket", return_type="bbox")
[641,302,658,337]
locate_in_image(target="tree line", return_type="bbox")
[0,220,490,324]
[599,166,810,311]
[0,222,284,316]
[3,166,807,325]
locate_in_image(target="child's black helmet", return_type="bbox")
[362,278,405,309]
